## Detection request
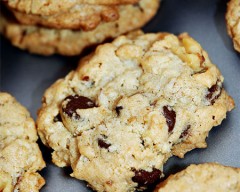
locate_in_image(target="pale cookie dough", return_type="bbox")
[3,0,139,16]
[0,92,46,192]
[11,4,120,31]
[154,163,240,192]
[226,0,240,52]
[0,0,159,55]
[37,31,234,192]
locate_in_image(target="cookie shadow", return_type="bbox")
[62,167,92,191]
[38,139,53,164]
[214,0,234,51]
[29,55,78,119]
[37,139,53,183]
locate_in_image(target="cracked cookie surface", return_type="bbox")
[154,163,240,192]
[37,31,234,192]
[3,0,140,16]
[10,4,120,31]
[0,92,45,192]
[226,0,240,52]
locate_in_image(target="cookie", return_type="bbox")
[154,163,240,192]
[11,4,120,31]
[37,31,234,192]
[0,0,159,55]
[4,0,139,16]
[226,0,240,52]
[0,92,45,192]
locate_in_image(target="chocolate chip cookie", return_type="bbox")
[37,31,234,192]
[226,0,240,52]
[0,92,45,192]
[0,0,159,55]
[154,163,240,192]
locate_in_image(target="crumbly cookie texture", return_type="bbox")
[154,163,240,192]
[4,0,139,16]
[11,4,120,31]
[0,92,45,192]
[37,31,234,192]
[226,0,240,52]
[0,0,159,55]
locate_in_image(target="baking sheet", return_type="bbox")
[0,0,240,191]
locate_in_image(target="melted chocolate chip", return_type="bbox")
[198,53,205,67]
[180,125,191,139]
[194,68,208,74]
[53,113,62,122]
[206,84,218,99]
[206,82,222,105]
[132,168,161,186]
[98,139,111,149]
[62,95,95,118]
[82,76,89,81]
[163,106,176,133]
[115,106,123,116]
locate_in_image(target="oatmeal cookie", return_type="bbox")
[37,32,234,192]
[226,0,240,52]
[3,0,139,16]
[154,163,240,192]
[11,4,120,31]
[0,0,159,55]
[0,92,45,192]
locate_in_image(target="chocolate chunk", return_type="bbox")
[82,76,89,81]
[132,168,161,186]
[62,95,95,118]
[180,125,191,139]
[53,113,62,122]
[98,138,111,149]
[115,106,123,116]
[206,84,218,99]
[206,81,222,105]
[163,106,176,133]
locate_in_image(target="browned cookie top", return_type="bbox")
[3,0,140,16]
[0,0,159,55]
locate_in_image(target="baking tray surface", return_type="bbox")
[1,0,239,191]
